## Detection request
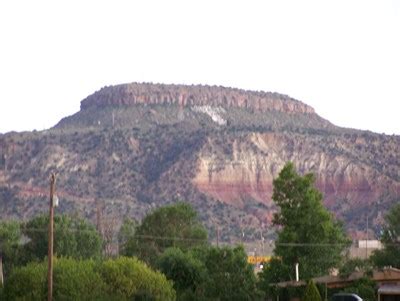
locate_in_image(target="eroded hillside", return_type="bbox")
[1,83,399,241]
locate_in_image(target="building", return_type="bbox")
[273,267,400,301]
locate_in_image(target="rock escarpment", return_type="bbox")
[80,83,315,114]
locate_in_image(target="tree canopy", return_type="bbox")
[260,163,350,288]
[0,220,22,277]
[156,247,206,299]
[157,245,261,301]
[99,256,176,301]
[200,245,261,301]
[2,257,176,301]
[22,214,102,263]
[341,277,377,301]
[117,218,137,256]
[120,202,207,265]
[371,202,400,268]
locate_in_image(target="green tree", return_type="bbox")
[341,278,377,301]
[99,256,176,301]
[259,163,350,290]
[122,202,207,265]
[117,218,137,256]
[158,245,260,301]
[0,220,22,277]
[198,245,261,301]
[22,214,102,263]
[370,203,400,268]
[338,258,372,279]
[258,257,292,297]
[303,280,322,301]
[53,258,105,300]
[2,261,47,300]
[157,247,206,300]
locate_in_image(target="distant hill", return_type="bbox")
[0,82,399,242]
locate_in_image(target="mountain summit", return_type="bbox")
[80,82,315,114]
[56,82,331,131]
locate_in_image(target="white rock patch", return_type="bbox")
[192,105,227,125]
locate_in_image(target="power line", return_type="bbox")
[275,242,350,247]
[15,227,400,246]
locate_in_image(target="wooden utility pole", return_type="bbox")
[0,254,4,287]
[216,225,220,247]
[47,173,56,301]
[366,215,369,259]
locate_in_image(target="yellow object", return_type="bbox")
[247,256,272,264]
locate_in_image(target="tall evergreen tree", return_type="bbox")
[259,163,350,288]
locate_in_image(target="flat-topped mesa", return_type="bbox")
[80,83,315,114]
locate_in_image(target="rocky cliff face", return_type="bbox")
[80,83,315,114]
[193,132,400,236]
[1,83,399,241]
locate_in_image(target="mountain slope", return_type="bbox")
[0,83,399,241]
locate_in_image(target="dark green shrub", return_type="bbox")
[53,258,104,300]
[157,247,206,300]
[98,257,175,301]
[341,278,377,301]
[196,245,261,301]
[3,261,47,300]
[3,257,176,301]
[303,280,322,301]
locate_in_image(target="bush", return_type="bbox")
[98,257,176,301]
[303,280,322,301]
[3,261,47,300]
[3,257,176,301]
[53,258,104,300]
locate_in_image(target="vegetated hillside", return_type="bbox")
[0,83,399,242]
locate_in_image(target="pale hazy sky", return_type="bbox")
[0,0,399,134]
